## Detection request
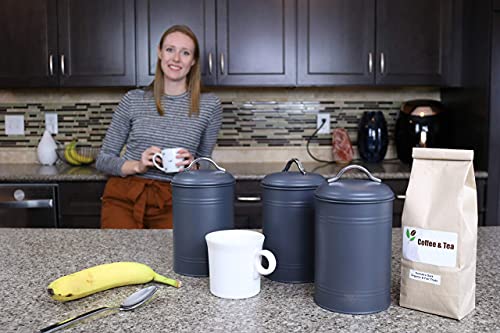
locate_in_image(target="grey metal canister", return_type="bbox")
[314,165,394,314]
[262,158,325,283]
[171,157,235,277]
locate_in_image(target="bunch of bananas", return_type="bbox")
[48,262,181,302]
[64,141,95,165]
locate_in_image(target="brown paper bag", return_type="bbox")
[400,148,477,320]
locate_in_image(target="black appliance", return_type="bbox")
[395,99,448,163]
[0,184,58,227]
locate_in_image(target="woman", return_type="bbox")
[96,25,222,229]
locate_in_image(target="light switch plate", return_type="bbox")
[45,112,58,134]
[5,115,25,135]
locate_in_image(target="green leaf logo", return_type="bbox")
[406,229,417,241]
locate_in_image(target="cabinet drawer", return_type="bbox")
[235,180,262,229]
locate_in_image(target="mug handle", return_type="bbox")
[152,152,165,172]
[254,250,276,276]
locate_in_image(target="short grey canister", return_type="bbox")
[314,165,394,314]
[262,158,325,283]
[171,157,235,277]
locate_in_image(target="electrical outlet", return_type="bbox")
[316,113,331,135]
[4,115,25,135]
[45,112,58,134]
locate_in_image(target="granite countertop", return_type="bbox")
[1,228,498,332]
[0,161,489,182]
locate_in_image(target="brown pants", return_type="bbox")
[101,176,173,229]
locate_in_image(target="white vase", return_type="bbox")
[37,130,58,165]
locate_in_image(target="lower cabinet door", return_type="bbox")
[58,181,106,228]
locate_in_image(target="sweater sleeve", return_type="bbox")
[95,91,133,176]
[196,96,222,158]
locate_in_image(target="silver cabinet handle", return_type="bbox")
[0,199,53,208]
[368,52,373,73]
[208,52,213,75]
[49,54,54,76]
[236,196,261,202]
[396,195,406,200]
[380,52,385,74]
[60,54,65,75]
[220,53,225,75]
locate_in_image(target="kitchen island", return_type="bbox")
[1,228,498,332]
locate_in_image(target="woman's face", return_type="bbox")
[158,31,196,84]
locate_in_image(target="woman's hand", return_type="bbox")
[120,146,161,175]
[136,146,162,173]
[176,148,194,170]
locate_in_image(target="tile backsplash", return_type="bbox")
[0,87,440,161]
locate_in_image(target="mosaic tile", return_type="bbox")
[0,98,404,149]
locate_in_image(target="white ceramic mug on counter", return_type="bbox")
[205,230,276,299]
[152,147,183,173]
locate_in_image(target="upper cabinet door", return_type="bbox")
[0,0,58,87]
[57,0,135,86]
[376,0,453,85]
[297,0,375,86]
[136,0,216,87]
[216,0,296,86]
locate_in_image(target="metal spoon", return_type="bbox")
[39,285,158,333]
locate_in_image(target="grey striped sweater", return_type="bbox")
[96,89,222,182]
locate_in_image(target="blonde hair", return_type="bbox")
[149,25,201,116]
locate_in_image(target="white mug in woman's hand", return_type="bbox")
[205,230,277,299]
[152,147,184,173]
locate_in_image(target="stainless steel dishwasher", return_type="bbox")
[0,183,58,227]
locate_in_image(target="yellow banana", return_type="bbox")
[69,143,94,164]
[64,141,81,166]
[47,262,181,302]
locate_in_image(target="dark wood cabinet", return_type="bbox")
[135,0,216,87]
[216,0,296,86]
[0,0,58,87]
[298,0,375,85]
[376,0,454,85]
[298,0,458,86]
[137,0,295,87]
[1,0,462,87]
[57,0,135,86]
[0,0,135,87]
[58,181,106,228]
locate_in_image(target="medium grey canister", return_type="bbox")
[262,158,325,283]
[171,157,235,277]
[314,165,394,314]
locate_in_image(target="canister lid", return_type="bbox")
[171,157,235,187]
[314,165,394,203]
[315,179,394,203]
[261,171,325,189]
[261,158,325,189]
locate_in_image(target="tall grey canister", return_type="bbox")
[171,157,235,277]
[314,165,394,314]
[262,158,325,283]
